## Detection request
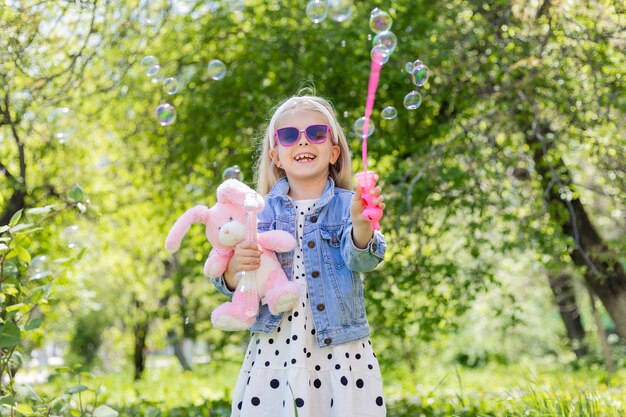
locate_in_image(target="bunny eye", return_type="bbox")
[229,217,233,221]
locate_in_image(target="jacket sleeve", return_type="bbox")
[341,225,386,272]
[210,275,235,299]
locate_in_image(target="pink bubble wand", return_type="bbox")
[356,57,384,231]
[237,192,260,318]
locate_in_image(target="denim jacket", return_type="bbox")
[211,177,386,347]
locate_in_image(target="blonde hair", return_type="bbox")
[254,94,354,195]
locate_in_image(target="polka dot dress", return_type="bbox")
[230,199,386,417]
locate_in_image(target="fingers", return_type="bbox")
[370,186,385,207]
[233,241,261,271]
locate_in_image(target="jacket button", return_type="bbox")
[307,241,316,248]
[311,215,318,223]
[317,304,325,311]
[324,338,332,345]
[311,271,320,278]
[372,242,377,252]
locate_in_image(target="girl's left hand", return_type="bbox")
[350,184,386,225]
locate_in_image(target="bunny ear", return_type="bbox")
[165,205,211,252]
[217,179,265,210]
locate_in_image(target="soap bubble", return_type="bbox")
[163,77,179,95]
[372,31,397,54]
[369,8,392,33]
[353,117,375,138]
[410,60,429,87]
[306,0,328,23]
[381,106,398,120]
[28,255,52,280]
[140,55,158,68]
[404,61,414,73]
[404,91,422,110]
[328,0,353,22]
[207,59,227,80]
[146,64,161,77]
[370,45,390,65]
[62,225,81,249]
[154,103,177,126]
[47,107,75,143]
[222,165,243,181]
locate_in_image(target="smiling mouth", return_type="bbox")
[294,154,316,162]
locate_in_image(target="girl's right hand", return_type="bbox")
[229,241,262,272]
[223,241,262,291]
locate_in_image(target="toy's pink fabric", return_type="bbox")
[257,230,297,253]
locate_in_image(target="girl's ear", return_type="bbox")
[330,145,340,165]
[269,148,281,168]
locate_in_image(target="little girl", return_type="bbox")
[211,94,387,416]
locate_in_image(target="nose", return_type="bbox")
[298,132,309,146]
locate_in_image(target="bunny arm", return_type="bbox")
[257,230,297,253]
[165,205,211,252]
[204,248,234,278]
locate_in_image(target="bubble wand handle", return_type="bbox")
[358,60,384,231]
[241,192,259,318]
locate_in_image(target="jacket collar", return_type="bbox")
[267,176,336,209]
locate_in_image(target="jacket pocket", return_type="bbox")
[320,225,346,269]
[258,220,276,233]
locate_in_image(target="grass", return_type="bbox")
[33,356,625,416]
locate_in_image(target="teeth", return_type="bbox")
[295,154,316,161]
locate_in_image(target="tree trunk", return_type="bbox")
[547,272,587,357]
[167,330,192,371]
[133,320,149,380]
[528,126,626,339]
[586,284,616,373]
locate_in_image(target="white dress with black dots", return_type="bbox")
[230,199,386,417]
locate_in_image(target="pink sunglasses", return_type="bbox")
[273,124,332,147]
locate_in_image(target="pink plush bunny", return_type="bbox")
[165,179,300,331]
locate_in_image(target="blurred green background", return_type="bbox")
[1,0,625,415]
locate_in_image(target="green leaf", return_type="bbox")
[55,367,72,373]
[0,225,10,234]
[9,223,34,234]
[0,396,16,406]
[0,243,9,252]
[68,186,84,203]
[6,303,30,313]
[25,205,54,215]
[66,385,89,395]
[12,246,31,263]
[25,317,43,331]
[9,210,23,227]
[14,403,33,416]
[0,322,21,348]
[14,385,42,402]
[93,405,118,417]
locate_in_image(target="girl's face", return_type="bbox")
[269,110,340,183]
